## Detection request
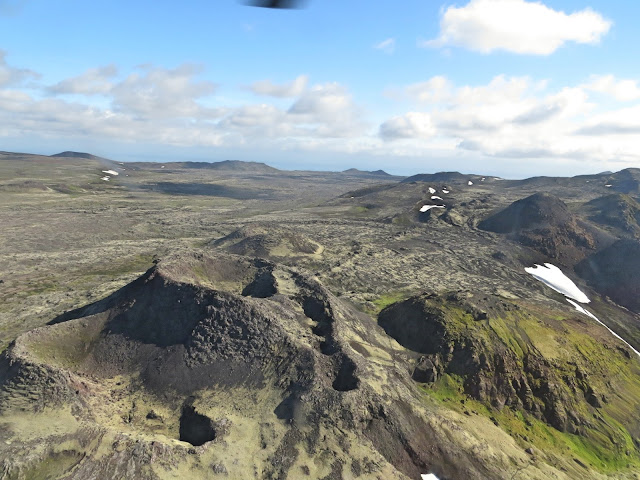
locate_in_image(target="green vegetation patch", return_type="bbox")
[369,291,411,315]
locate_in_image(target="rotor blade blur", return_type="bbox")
[247,0,308,9]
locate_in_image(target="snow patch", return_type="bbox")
[442,189,449,194]
[468,180,473,186]
[421,475,440,480]
[566,299,598,321]
[605,184,612,187]
[420,205,445,212]
[431,195,443,200]
[428,187,436,194]
[566,299,640,357]
[524,263,590,303]
[102,170,119,176]
[101,176,110,181]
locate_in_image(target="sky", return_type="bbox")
[0,0,639,177]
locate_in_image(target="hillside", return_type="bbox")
[1,151,640,479]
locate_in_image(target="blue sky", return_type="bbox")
[1,0,639,177]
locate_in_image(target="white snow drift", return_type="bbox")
[102,169,119,176]
[526,263,640,357]
[524,263,590,303]
[566,299,640,357]
[420,205,445,212]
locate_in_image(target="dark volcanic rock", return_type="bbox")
[606,168,640,194]
[583,193,640,237]
[479,192,609,265]
[576,238,640,313]
[402,171,470,184]
[479,192,572,233]
[179,403,218,446]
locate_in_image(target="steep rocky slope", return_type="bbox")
[582,193,640,238]
[576,239,640,314]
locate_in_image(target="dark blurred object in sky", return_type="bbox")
[247,0,308,9]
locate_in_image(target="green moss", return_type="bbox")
[370,291,411,314]
[414,300,640,475]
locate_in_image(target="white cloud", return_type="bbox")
[576,105,640,135]
[582,74,640,102]
[378,74,640,166]
[423,0,612,55]
[111,64,219,119]
[380,112,435,140]
[4,51,640,172]
[288,83,365,137]
[250,75,308,98]
[47,65,117,95]
[0,56,365,149]
[0,50,39,87]
[405,76,451,102]
[374,38,396,54]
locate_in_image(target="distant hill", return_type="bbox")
[479,192,612,265]
[479,192,572,233]
[50,151,109,161]
[342,168,391,177]
[576,239,640,312]
[181,160,279,173]
[582,193,640,237]
[605,168,640,194]
[401,172,471,184]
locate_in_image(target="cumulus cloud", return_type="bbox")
[374,38,396,54]
[250,75,308,98]
[0,50,39,87]
[582,74,640,102]
[576,105,640,135]
[5,51,640,170]
[379,112,434,140]
[378,74,640,165]
[111,64,220,119]
[404,76,451,102]
[0,56,365,149]
[288,83,365,137]
[423,0,612,55]
[47,65,117,95]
